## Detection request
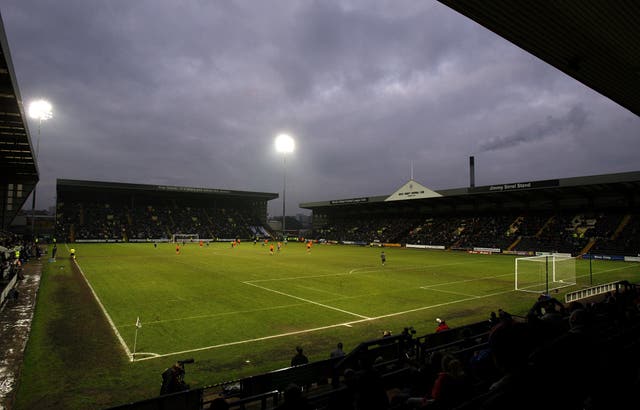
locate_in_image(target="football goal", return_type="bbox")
[171,233,199,243]
[515,254,576,293]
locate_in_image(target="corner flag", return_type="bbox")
[132,316,142,361]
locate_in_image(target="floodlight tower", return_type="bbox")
[28,99,53,238]
[275,133,295,239]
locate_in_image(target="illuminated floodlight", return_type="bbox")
[29,99,53,121]
[27,98,53,240]
[275,133,295,239]
[275,133,295,154]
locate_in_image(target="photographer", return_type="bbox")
[160,359,193,395]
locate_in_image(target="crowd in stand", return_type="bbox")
[0,230,40,307]
[54,200,640,257]
[314,212,640,256]
[386,282,640,410]
[56,201,265,242]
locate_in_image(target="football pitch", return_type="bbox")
[68,242,638,364]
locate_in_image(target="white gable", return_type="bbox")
[384,179,442,201]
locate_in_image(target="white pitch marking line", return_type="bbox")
[248,271,358,283]
[577,264,637,278]
[134,287,517,362]
[121,302,306,328]
[132,352,160,358]
[348,267,378,274]
[297,285,346,297]
[421,272,514,288]
[420,287,479,298]
[67,246,133,360]
[133,320,367,362]
[358,288,516,321]
[243,281,370,319]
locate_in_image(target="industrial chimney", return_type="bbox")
[469,156,475,188]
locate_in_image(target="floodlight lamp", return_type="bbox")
[29,99,53,121]
[275,133,295,154]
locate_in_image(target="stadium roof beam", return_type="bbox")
[0,12,36,229]
[301,171,640,218]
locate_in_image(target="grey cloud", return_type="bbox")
[2,1,639,217]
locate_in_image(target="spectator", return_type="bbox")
[330,342,346,358]
[290,346,309,367]
[327,368,357,409]
[274,383,312,410]
[404,353,473,408]
[528,294,567,337]
[353,359,389,410]
[210,397,230,410]
[8,287,19,301]
[528,308,595,408]
[475,321,540,410]
[488,311,499,327]
[430,354,473,407]
[497,308,512,322]
[435,318,450,332]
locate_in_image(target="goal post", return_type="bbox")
[171,233,199,243]
[515,254,576,293]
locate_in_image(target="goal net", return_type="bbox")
[171,233,199,243]
[515,254,576,293]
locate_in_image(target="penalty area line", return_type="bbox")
[420,287,479,298]
[247,269,366,283]
[243,281,370,319]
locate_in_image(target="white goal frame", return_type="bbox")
[171,233,199,243]
[515,254,576,293]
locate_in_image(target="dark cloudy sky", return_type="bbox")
[2,1,639,217]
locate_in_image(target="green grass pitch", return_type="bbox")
[71,242,636,360]
[15,242,639,409]
[73,242,521,359]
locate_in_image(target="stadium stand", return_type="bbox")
[0,230,25,307]
[308,210,639,258]
[303,171,640,256]
[55,180,278,242]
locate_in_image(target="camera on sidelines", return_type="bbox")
[178,358,194,366]
[159,359,195,395]
[401,326,417,337]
